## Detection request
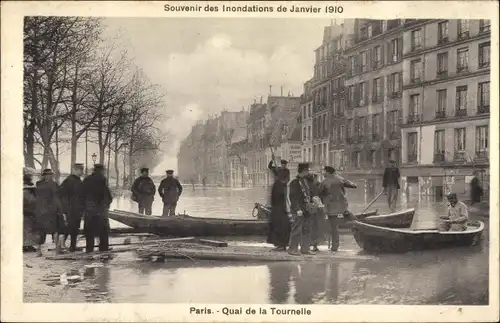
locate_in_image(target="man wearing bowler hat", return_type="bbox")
[59,163,85,252]
[158,169,183,216]
[131,167,156,215]
[81,164,112,253]
[288,162,316,255]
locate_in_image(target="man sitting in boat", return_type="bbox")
[439,193,469,232]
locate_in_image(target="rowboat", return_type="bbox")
[109,207,415,237]
[351,220,484,253]
[253,203,415,228]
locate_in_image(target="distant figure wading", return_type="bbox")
[159,170,183,216]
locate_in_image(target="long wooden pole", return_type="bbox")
[361,191,384,214]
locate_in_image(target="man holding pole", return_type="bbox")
[382,159,400,212]
[319,166,357,252]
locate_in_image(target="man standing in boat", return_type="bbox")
[82,164,112,253]
[319,166,357,252]
[382,159,400,212]
[131,167,156,215]
[268,155,289,180]
[288,162,316,256]
[158,170,183,216]
[439,193,469,232]
[59,163,85,252]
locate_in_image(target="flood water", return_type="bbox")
[45,187,492,304]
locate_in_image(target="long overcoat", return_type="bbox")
[35,180,64,234]
[59,174,84,231]
[81,173,113,234]
[267,181,291,247]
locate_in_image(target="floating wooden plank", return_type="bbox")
[195,238,228,247]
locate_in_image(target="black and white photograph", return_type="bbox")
[1,1,498,322]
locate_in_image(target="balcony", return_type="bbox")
[456,65,469,74]
[435,110,446,119]
[411,44,423,52]
[387,19,401,30]
[389,131,400,140]
[437,37,449,45]
[436,70,448,78]
[458,31,470,40]
[434,152,445,163]
[352,136,362,144]
[455,109,467,117]
[407,153,418,164]
[454,151,467,161]
[410,76,421,84]
[475,150,488,160]
[479,60,490,69]
[480,25,491,33]
[388,91,401,99]
[372,133,380,141]
[477,105,490,115]
[406,113,421,124]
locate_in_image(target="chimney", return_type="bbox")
[280,86,283,96]
[260,96,263,104]
[269,85,272,95]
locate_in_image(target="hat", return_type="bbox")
[41,169,54,176]
[446,193,457,200]
[23,183,35,189]
[74,163,84,169]
[297,163,310,173]
[166,170,174,174]
[140,167,149,173]
[280,159,288,165]
[94,164,104,170]
[324,166,336,174]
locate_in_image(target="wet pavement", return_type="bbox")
[24,187,489,304]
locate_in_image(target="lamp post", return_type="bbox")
[91,153,97,165]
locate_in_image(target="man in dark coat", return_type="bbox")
[23,172,38,252]
[267,169,292,251]
[131,167,156,215]
[158,170,183,216]
[35,168,65,256]
[82,164,113,253]
[288,163,316,256]
[469,170,483,204]
[59,163,85,252]
[382,159,400,212]
[308,173,326,252]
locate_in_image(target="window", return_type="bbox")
[407,132,418,162]
[303,126,307,141]
[354,151,361,168]
[373,45,382,69]
[438,21,449,43]
[368,25,373,38]
[411,29,422,51]
[369,150,376,167]
[347,119,354,139]
[388,110,399,134]
[308,126,311,140]
[409,94,420,114]
[372,114,380,138]
[359,82,367,106]
[390,38,400,63]
[359,116,366,138]
[388,72,401,97]
[349,56,356,75]
[372,78,381,103]
[410,59,422,83]
[436,89,447,117]
[434,130,445,157]
[348,85,356,106]
[478,82,490,112]
[454,128,466,156]
[458,20,470,39]
[339,125,345,141]
[332,126,337,142]
[479,42,490,68]
[456,86,467,115]
[437,52,448,76]
[479,19,490,33]
[457,48,469,72]
[361,51,368,72]
[475,126,488,157]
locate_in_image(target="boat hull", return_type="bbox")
[352,220,484,253]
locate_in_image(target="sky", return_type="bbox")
[57,18,334,175]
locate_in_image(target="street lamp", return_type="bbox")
[91,153,97,165]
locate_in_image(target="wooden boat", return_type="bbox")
[108,207,414,237]
[253,203,415,228]
[351,220,484,253]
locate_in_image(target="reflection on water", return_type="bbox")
[92,187,488,304]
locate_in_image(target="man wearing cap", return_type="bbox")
[81,164,113,253]
[382,159,400,212]
[59,163,85,252]
[23,170,38,252]
[131,167,156,215]
[288,162,316,256]
[268,155,289,180]
[439,193,469,232]
[158,170,183,216]
[35,169,65,256]
[319,166,357,252]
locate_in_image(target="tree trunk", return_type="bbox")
[128,140,135,185]
[106,146,111,179]
[114,133,120,188]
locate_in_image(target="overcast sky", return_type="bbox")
[60,18,333,175]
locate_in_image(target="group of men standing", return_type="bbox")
[266,158,360,256]
[131,168,183,216]
[23,163,113,256]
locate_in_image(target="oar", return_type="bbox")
[361,191,384,214]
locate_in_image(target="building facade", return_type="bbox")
[301,79,313,163]
[400,19,490,201]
